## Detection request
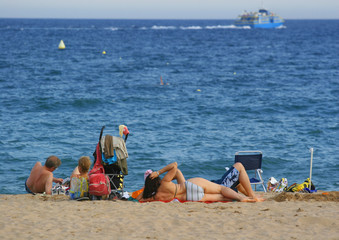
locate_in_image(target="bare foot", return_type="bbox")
[240,197,265,202]
[255,193,265,198]
[254,197,265,202]
[248,193,265,202]
[240,198,257,202]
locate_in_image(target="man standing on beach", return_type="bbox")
[25,156,63,195]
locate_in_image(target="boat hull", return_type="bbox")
[235,22,284,29]
[250,22,283,28]
[234,8,284,29]
[253,22,283,28]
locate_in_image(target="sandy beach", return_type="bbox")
[0,192,338,240]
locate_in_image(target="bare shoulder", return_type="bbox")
[32,161,42,169]
[72,166,80,175]
[158,181,176,193]
[159,181,174,188]
[39,167,53,180]
[29,162,43,177]
[43,169,53,177]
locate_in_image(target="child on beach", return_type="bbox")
[69,156,91,200]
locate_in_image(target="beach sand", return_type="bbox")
[0,192,338,240]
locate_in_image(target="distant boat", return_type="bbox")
[234,8,284,29]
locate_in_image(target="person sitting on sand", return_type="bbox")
[139,162,264,202]
[69,156,91,200]
[25,156,63,195]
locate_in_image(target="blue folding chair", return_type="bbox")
[235,151,266,192]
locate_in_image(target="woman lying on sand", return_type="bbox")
[139,162,264,202]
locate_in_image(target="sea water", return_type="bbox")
[0,19,338,194]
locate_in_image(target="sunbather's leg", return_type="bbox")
[188,178,251,202]
[236,183,248,196]
[233,163,264,201]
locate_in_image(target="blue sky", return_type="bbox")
[0,0,338,19]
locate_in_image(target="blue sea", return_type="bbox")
[0,19,338,194]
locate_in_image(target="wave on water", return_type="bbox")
[104,27,119,31]
[151,25,177,30]
[206,24,250,29]
[180,26,203,30]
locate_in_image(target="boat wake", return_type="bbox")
[0,24,253,32]
[138,25,251,30]
[205,25,250,30]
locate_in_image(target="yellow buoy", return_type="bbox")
[58,40,65,50]
[102,51,106,55]
[197,89,201,92]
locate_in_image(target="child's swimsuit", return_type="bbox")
[69,176,89,200]
[185,181,204,201]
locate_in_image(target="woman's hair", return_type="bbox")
[78,156,91,174]
[143,175,161,199]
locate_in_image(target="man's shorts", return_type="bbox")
[25,179,35,195]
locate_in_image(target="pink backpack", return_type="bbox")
[88,143,111,196]
[89,173,111,196]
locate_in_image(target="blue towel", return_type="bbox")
[102,149,117,165]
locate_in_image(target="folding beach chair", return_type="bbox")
[235,151,266,192]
